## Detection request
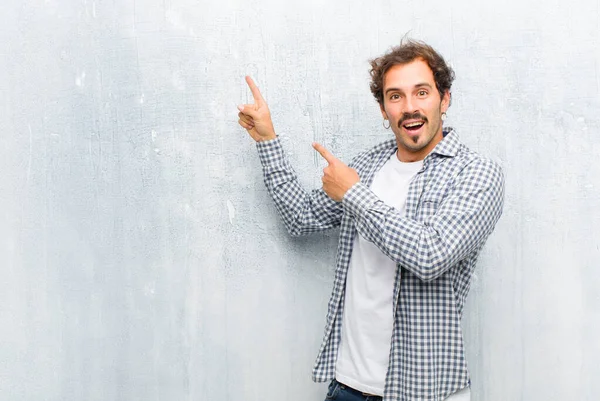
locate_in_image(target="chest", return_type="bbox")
[369,162,420,212]
[356,151,462,221]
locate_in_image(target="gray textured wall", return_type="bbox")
[1,0,599,400]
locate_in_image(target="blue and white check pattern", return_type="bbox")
[256,128,504,401]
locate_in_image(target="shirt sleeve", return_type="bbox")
[256,137,343,236]
[342,157,505,281]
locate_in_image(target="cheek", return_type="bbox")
[423,103,440,117]
[385,106,401,120]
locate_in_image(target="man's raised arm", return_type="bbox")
[237,76,344,236]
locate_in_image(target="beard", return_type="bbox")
[394,110,443,152]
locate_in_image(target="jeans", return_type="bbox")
[324,380,382,401]
[323,379,471,401]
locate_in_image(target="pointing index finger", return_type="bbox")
[312,142,338,164]
[245,76,265,104]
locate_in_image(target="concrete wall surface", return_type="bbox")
[1,0,599,400]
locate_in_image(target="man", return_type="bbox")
[237,40,504,401]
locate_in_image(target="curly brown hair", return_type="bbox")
[369,39,455,105]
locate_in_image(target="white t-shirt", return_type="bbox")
[335,152,423,396]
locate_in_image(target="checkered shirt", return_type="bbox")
[255,128,505,401]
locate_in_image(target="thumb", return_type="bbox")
[312,142,338,164]
[237,104,258,119]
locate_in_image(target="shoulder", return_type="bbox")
[438,129,503,180]
[454,147,505,191]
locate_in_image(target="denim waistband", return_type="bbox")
[333,379,383,400]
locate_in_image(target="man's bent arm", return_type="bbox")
[256,137,343,236]
[342,157,505,281]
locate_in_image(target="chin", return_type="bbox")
[399,136,427,152]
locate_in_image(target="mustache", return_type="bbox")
[398,112,428,127]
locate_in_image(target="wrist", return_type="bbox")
[257,134,277,142]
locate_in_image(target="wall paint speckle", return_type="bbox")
[1,0,599,400]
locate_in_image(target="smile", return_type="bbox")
[401,120,425,132]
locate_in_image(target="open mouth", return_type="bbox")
[402,121,425,132]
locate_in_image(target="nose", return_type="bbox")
[404,96,421,115]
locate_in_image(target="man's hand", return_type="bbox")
[313,143,360,202]
[238,76,276,142]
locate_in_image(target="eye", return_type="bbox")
[417,90,428,97]
[389,93,401,101]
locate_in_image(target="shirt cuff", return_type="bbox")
[342,182,380,218]
[255,137,284,167]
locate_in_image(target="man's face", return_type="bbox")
[380,59,450,162]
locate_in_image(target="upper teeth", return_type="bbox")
[405,122,422,128]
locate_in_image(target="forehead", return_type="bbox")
[383,59,435,91]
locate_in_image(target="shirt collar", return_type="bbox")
[429,127,461,158]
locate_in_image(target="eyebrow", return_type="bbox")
[384,82,433,95]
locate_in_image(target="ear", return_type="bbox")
[379,102,388,120]
[441,90,451,113]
